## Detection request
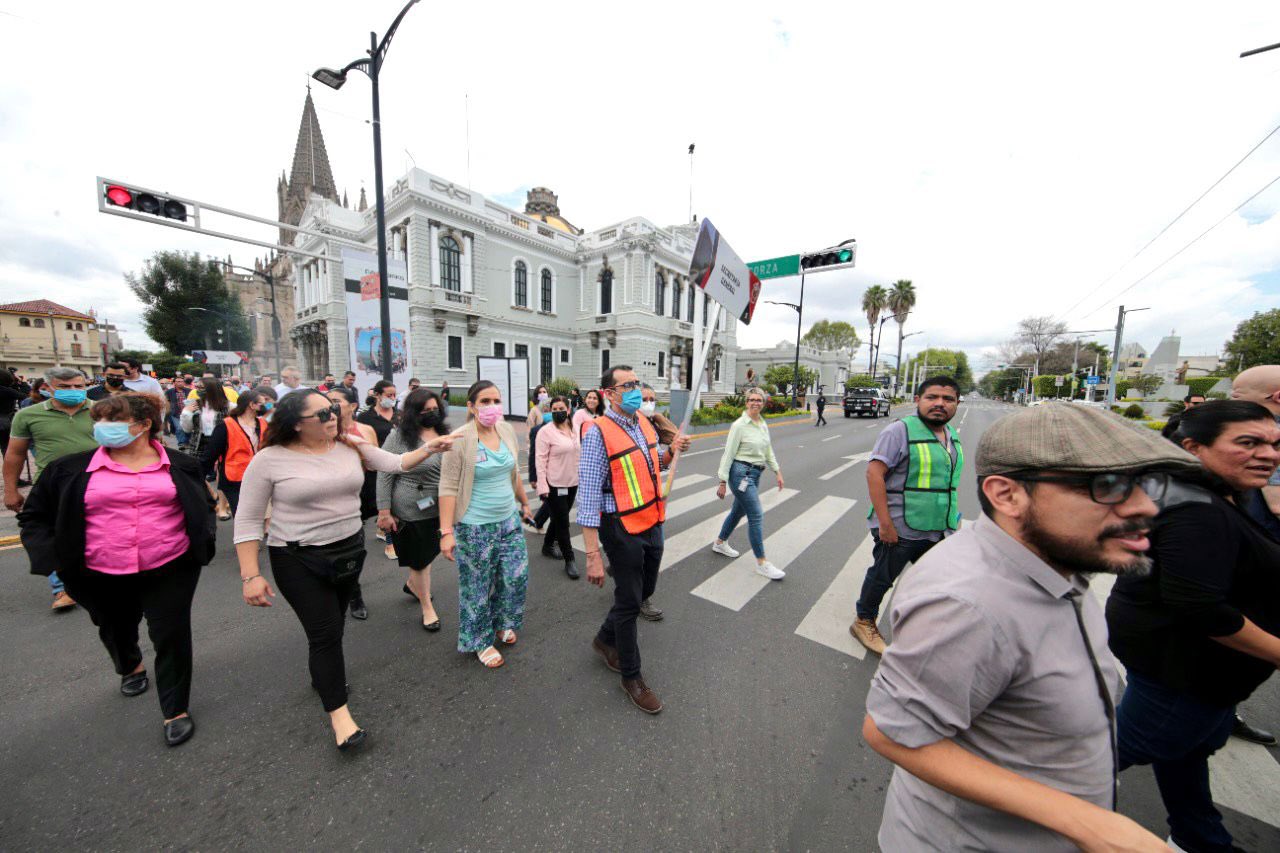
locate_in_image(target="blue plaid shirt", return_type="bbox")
[576,408,666,528]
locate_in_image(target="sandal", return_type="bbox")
[498,629,517,646]
[477,646,504,668]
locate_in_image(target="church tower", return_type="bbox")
[277,92,340,244]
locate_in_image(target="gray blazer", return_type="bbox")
[376,429,442,521]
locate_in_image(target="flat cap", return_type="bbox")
[976,402,1202,477]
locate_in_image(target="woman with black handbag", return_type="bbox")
[233,389,454,750]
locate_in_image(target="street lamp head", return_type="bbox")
[312,67,348,90]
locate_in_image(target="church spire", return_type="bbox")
[288,92,338,204]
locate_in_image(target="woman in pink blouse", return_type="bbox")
[18,393,217,748]
[233,389,454,751]
[536,395,581,579]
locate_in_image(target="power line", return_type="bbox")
[1056,119,1280,322]
[1084,171,1280,319]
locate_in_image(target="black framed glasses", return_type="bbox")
[608,380,642,392]
[1012,471,1169,505]
[301,403,343,423]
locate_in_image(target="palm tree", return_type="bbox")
[888,279,917,392]
[861,285,888,374]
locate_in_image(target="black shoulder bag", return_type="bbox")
[284,531,367,583]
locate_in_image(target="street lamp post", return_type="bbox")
[764,295,804,406]
[314,0,420,384]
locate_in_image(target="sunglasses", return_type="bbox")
[1011,471,1169,506]
[300,403,344,423]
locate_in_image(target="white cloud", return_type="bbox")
[1,0,1279,364]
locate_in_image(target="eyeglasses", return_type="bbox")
[300,403,343,423]
[608,380,642,392]
[1012,471,1169,505]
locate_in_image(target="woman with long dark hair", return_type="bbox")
[535,395,580,579]
[179,378,230,457]
[439,380,534,669]
[572,388,605,437]
[377,387,448,630]
[1108,400,1280,853]
[234,389,455,749]
[526,383,550,430]
[199,388,272,517]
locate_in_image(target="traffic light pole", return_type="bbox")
[791,271,805,409]
[368,30,394,384]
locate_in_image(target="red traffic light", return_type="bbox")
[104,185,133,207]
[101,182,188,222]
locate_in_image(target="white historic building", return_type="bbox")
[735,340,857,394]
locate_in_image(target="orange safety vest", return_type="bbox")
[593,413,666,534]
[222,416,266,482]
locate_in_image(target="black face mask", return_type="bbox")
[105,377,124,387]
[552,410,569,424]
[418,409,445,431]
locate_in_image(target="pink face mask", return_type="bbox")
[475,404,503,427]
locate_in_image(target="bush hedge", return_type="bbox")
[1122,403,1145,419]
[1186,376,1226,397]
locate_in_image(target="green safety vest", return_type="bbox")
[870,414,964,531]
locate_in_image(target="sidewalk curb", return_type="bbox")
[0,535,20,547]
[688,413,814,441]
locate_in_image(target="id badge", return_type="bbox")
[557,487,569,497]
[738,477,750,493]
[475,448,488,464]
[416,495,435,510]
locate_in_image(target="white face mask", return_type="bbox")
[639,401,656,418]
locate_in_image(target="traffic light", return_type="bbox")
[800,239,857,273]
[101,182,188,222]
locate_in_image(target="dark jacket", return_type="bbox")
[18,446,217,580]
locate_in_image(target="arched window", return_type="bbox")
[513,260,528,307]
[687,281,696,322]
[439,236,461,291]
[654,272,666,316]
[599,269,613,314]
[540,268,553,312]
[671,278,682,319]
[65,321,73,330]
[18,317,30,327]
[33,318,45,328]
[75,322,84,331]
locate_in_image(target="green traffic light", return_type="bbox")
[838,249,852,262]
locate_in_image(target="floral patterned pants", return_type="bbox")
[454,512,529,653]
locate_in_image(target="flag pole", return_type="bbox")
[665,301,721,495]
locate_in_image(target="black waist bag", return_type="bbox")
[285,531,366,583]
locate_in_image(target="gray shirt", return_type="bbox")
[868,419,958,542]
[376,429,442,521]
[866,515,1123,852]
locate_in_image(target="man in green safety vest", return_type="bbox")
[850,376,963,655]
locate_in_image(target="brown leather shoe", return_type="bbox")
[621,677,663,714]
[51,591,77,611]
[850,617,887,655]
[592,637,620,673]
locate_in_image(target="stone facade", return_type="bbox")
[0,300,104,379]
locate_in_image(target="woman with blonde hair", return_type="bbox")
[711,387,785,580]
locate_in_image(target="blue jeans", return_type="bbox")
[49,570,64,596]
[168,415,188,447]
[855,529,937,620]
[1117,672,1236,853]
[718,461,765,558]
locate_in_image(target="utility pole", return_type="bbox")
[1105,306,1125,408]
[47,311,60,367]
[790,271,806,408]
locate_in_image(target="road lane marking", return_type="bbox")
[570,485,719,553]
[681,446,722,457]
[821,434,843,442]
[794,529,879,659]
[659,487,800,572]
[692,496,857,611]
[1208,738,1280,829]
[819,451,873,482]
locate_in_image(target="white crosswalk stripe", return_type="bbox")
[660,487,800,571]
[569,484,719,553]
[794,524,879,659]
[819,451,873,481]
[692,496,857,611]
[821,433,843,442]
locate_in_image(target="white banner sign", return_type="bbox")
[689,217,762,324]
[476,356,529,418]
[341,248,412,401]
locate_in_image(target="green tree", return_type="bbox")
[978,368,1025,399]
[802,319,860,352]
[1224,308,1280,371]
[904,348,974,393]
[861,284,888,374]
[127,251,252,356]
[109,348,187,378]
[1080,341,1111,376]
[1015,315,1069,369]
[887,279,917,388]
[845,373,879,389]
[1130,374,1164,397]
[764,363,817,396]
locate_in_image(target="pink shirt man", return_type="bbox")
[83,440,190,575]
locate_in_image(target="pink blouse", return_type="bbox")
[84,440,190,575]
[536,422,580,495]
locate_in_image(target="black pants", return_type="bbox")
[533,496,552,529]
[268,546,360,712]
[854,530,938,621]
[221,480,242,516]
[62,556,201,719]
[542,486,578,560]
[596,514,663,679]
[815,407,827,426]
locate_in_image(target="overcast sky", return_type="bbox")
[3,1,1279,373]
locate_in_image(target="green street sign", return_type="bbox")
[748,254,801,280]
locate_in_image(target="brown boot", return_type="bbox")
[621,677,663,714]
[51,591,77,611]
[850,617,887,655]
[591,637,620,673]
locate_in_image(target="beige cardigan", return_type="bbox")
[438,419,522,521]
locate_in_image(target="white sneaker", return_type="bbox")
[711,541,740,558]
[1166,838,1189,853]
[756,561,785,580]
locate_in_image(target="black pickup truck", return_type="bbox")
[844,387,891,418]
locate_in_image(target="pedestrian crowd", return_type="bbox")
[4,359,1280,853]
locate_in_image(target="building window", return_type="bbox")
[494,341,506,358]
[65,321,73,330]
[687,284,696,322]
[513,260,528,307]
[671,279,681,319]
[559,348,571,364]
[658,352,665,378]
[440,236,461,291]
[76,323,83,331]
[514,343,529,361]
[540,347,553,385]
[599,269,613,315]
[447,335,463,370]
[715,358,721,381]
[540,268,553,312]
[601,349,610,373]
[655,272,666,316]
[18,317,30,327]
[33,318,44,328]
[703,294,709,326]
[71,343,83,357]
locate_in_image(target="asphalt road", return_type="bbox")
[1,400,1277,851]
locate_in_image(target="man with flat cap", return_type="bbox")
[863,402,1201,852]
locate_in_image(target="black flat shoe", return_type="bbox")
[337,729,368,751]
[120,671,149,697]
[164,715,195,747]
[402,583,417,599]
[349,598,368,620]
[564,561,580,580]
[422,619,441,632]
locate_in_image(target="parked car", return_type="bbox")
[844,387,891,418]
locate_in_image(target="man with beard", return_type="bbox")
[850,376,963,655]
[863,403,1199,852]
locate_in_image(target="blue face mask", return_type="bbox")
[52,389,87,406]
[542,411,553,424]
[619,388,643,414]
[39,388,52,398]
[261,401,274,411]
[93,422,140,448]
